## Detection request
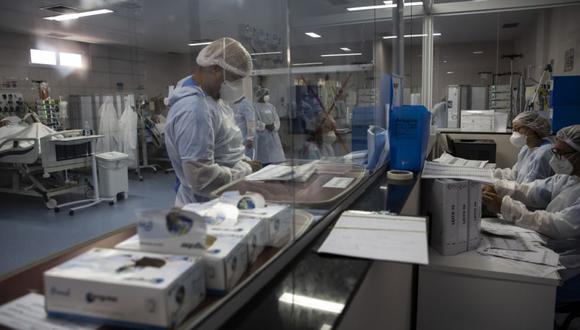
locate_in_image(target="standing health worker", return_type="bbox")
[255,88,285,165]
[232,95,257,159]
[165,37,259,206]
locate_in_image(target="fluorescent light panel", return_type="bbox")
[348,1,423,11]
[59,52,82,68]
[340,47,351,51]
[30,49,57,65]
[447,71,454,74]
[383,32,441,39]
[188,42,212,46]
[43,9,113,21]
[293,62,323,66]
[473,51,484,54]
[384,1,424,6]
[305,32,322,38]
[321,53,362,57]
[251,51,282,56]
[279,293,345,314]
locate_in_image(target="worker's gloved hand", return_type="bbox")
[245,139,253,149]
[244,160,262,172]
[482,191,503,215]
[265,124,275,131]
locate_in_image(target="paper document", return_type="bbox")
[421,161,495,183]
[434,152,488,168]
[246,162,317,182]
[0,293,98,330]
[480,218,545,243]
[479,234,533,251]
[478,246,560,267]
[318,211,429,265]
[323,177,354,189]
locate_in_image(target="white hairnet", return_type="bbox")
[512,112,551,138]
[557,125,580,152]
[255,87,269,100]
[196,37,252,78]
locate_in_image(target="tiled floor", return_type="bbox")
[0,171,176,276]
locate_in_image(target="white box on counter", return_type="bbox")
[44,248,205,329]
[207,217,269,266]
[136,209,206,256]
[238,204,293,248]
[116,234,248,295]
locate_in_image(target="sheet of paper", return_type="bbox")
[317,211,429,265]
[480,218,544,241]
[479,234,532,251]
[478,245,560,267]
[421,161,495,183]
[434,152,488,168]
[0,293,98,330]
[323,177,354,189]
[245,162,317,182]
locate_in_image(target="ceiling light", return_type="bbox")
[382,32,441,39]
[293,62,323,66]
[347,4,395,11]
[473,51,484,55]
[305,32,322,38]
[59,52,82,68]
[384,1,424,6]
[320,53,362,57]
[340,47,351,52]
[447,71,454,74]
[30,49,56,65]
[279,293,345,314]
[188,42,212,47]
[251,51,283,56]
[43,9,113,21]
[442,60,448,63]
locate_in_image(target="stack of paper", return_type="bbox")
[477,218,561,271]
[433,152,489,168]
[317,211,429,265]
[421,161,495,183]
[245,162,317,182]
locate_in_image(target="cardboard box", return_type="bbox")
[455,179,469,252]
[468,181,482,250]
[116,235,248,295]
[44,248,205,329]
[137,209,206,256]
[238,204,293,248]
[207,218,269,266]
[423,179,465,255]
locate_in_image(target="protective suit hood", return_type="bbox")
[167,76,203,108]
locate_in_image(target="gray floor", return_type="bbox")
[0,171,176,277]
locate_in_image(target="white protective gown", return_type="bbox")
[493,141,554,183]
[118,94,138,168]
[165,76,251,206]
[495,175,580,278]
[96,96,120,153]
[255,102,285,164]
[232,97,256,159]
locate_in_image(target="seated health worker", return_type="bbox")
[165,37,258,206]
[483,125,580,305]
[493,111,554,183]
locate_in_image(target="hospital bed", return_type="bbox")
[0,123,103,209]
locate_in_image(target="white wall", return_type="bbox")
[545,5,580,76]
[0,30,190,104]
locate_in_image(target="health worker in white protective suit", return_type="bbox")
[254,87,285,165]
[165,38,260,206]
[482,125,580,306]
[231,95,257,159]
[493,111,554,183]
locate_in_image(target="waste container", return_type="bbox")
[96,151,129,200]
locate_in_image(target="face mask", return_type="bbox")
[323,131,337,144]
[509,132,526,148]
[263,95,271,102]
[220,78,244,103]
[549,155,575,175]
